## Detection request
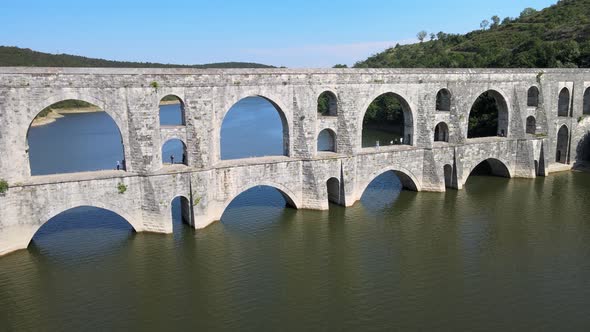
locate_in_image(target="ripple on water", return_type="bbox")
[1,172,590,331]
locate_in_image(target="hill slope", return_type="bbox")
[355,0,590,68]
[0,46,274,68]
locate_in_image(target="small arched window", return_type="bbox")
[526,116,536,135]
[317,91,338,116]
[556,125,569,164]
[159,95,186,126]
[527,86,539,107]
[434,122,449,142]
[317,129,336,152]
[558,88,570,117]
[162,139,188,166]
[583,88,590,115]
[436,89,451,112]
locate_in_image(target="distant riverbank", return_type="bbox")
[32,101,180,127]
[159,100,181,106]
[32,106,101,127]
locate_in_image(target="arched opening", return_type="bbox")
[317,91,338,116]
[575,131,590,164]
[468,159,511,179]
[556,125,569,164]
[527,86,539,107]
[362,92,413,148]
[159,95,186,126]
[436,89,451,112]
[443,164,454,188]
[583,88,590,115]
[558,88,570,117]
[220,185,297,228]
[30,206,135,255]
[162,139,188,166]
[27,99,125,176]
[434,122,449,142]
[221,96,288,160]
[171,196,193,230]
[326,177,344,206]
[317,129,336,152]
[360,171,418,210]
[526,116,537,135]
[467,90,509,138]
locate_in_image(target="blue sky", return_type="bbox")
[0,0,557,67]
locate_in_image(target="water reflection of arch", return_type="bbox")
[218,92,292,160]
[26,95,129,175]
[219,182,301,219]
[358,89,416,149]
[465,88,511,138]
[357,165,422,199]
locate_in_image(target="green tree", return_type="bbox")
[417,31,427,43]
[480,19,490,30]
[520,7,537,18]
[491,15,501,28]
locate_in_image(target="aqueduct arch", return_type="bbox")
[220,95,291,160]
[467,90,510,138]
[361,91,414,148]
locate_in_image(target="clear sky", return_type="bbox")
[0,0,557,68]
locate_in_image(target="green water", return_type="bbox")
[1,171,590,331]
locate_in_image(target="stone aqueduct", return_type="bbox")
[1,67,590,255]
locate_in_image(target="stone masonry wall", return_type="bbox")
[1,68,590,255]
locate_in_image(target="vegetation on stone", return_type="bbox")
[117,183,127,194]
[0,179,8,194]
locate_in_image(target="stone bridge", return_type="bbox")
[1,67,590,256]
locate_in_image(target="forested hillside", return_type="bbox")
[355,0,590,68]
[0,46,274,68]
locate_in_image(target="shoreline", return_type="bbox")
[159,100,181,106]
[32,102,178,128]
[31,106,102,127]
[53,106,102,114]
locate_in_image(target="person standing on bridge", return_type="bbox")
[170,155,174,164]
[116,160,120,170]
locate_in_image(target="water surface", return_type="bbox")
[6,98,590,331]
